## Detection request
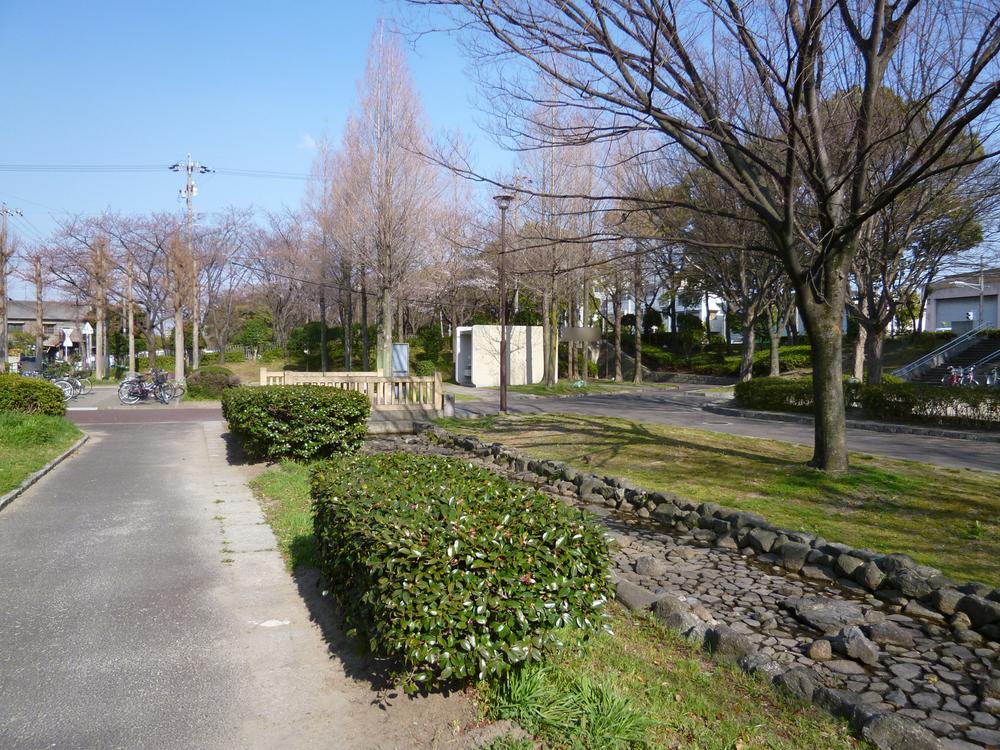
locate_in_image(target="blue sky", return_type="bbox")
[0,0,507,292]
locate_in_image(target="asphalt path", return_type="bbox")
[66,386,223,425]
[0,420,468,749]
[453,385,1000,473]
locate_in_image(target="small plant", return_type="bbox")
[222,385,370,460]
[311,452,613,690]
[186,366,240,399]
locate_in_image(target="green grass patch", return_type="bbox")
[484,605,864,749]
[0,412,82,494]
[502,379,675,397]
[437,413,1000,585]
[249,460,317,569]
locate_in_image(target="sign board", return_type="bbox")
[61,328,74,350]
[81,322,94,335]
[391,343,410,377]
[560,326,602,343]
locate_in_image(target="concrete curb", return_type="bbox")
[0,434,90,513]
[703,403,1000,444]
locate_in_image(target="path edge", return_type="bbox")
[0,434,90,513]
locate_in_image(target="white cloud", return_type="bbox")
[297,133,318,151]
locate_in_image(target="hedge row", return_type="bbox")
[221,385,370,459]
[311,452,612,689]
[735,376,1000,428]
[0,374,65,416]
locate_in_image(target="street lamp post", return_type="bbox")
[494,193,514,414]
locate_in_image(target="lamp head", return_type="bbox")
[493,193,514,211]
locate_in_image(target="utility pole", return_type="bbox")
[494,193,513,413]
[0,204,23,373]
[170,154,212,371]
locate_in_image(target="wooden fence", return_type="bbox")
[259,368,445,411]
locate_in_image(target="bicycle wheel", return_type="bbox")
[54,380,75,402]
[65,377,83,398]
[171,383,185,399]
[78,377,93,396]
[155,385,172,404]
[118,382,140,405]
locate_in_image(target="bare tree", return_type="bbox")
[0,214,16,372]
[411,0,1000,470]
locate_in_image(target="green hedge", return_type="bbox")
[312,452,612,689]
[735,376,999,428]
[0,374,66,416]
[412,359,438,376]
[221,385,370,459]
[187,366,240,399]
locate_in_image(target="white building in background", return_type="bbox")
[453,325,544,388]
[924,268,1000,331]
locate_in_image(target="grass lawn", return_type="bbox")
[250,457,869,750]
[436,413,1000,585]
[0,412,82,495]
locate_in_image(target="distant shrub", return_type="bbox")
[0,374,66,416]
[412,359,438,377]
[221,385,370,459]
[187,366,240,399]
[312,452,612,690]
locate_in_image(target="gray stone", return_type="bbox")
[965,727,1000,747]
[635,556,669,578]
[877,554,919,575]
[833,626,880,665]
[737,653,784,681]
[783,596,866,634]
[860,712,945,750]
[956,595,1000,627]
[777,667,820,701]
[807,639,832,661]
[889,569,933,599]
[867,622,917,648]
[779,542,810,573]
[855,561,887,591]
[705,625,755,660]
[889,663,923,680]
[835,554,865,578]
[714,532,739,550]
[658,610,702,633]
[910,692,943,710]
[982,677,1000,699]
[825,659,869,675]
[801,565,837,582]
[812,687,863,719]
[746,527,779,553]
[615,580,657,612]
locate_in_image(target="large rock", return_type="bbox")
[888,569,933,599]
[866,622,916,648]
[746,527,779,553]
[635,556,669,578]
[925,588,965,616]
[737,653,784,681]
[854,561,886,591]
[876,554,918,575]
[652,595,699,633]
[860,712,944,750]
[956,595,1000,627]
[783,596,867,634]
[779,542,810,573]
[776,667,820,701]
[832,626,880,666]
[704,625,755,660]
[615,580,657,612]
[812,687,864,719]
[835,554,865,579]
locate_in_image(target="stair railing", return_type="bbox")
[972,345,1000,369]
[892,322,991,380]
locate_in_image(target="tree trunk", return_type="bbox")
[34,257,44,367]
[852,324,867,381]
[192,258,200,371]
[547,289,558,386]
[360,280,369,371]
[864,326,885,385]
[342,281,353,372]
[633,260,643,385]
[738,319,756,382]
[797,281,849,472]
[0,253,8,373]
[319,284,329,373]
[541,288,551,384]
[768,316,781,377]
[95,296,106,380]
[613,292,623,381]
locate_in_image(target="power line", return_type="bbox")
[0,163,312,180]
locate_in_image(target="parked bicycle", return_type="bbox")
[118,369,173,405]
[961,365,979,387]
[942,366,964,386]
[987,367,999,387]
[22,368,78,402]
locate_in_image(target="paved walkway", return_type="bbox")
[0,420,470,749]
[450,385,1000,473]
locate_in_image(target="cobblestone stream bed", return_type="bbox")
[368,434,999,749]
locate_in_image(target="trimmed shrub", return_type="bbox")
[412,359,438,377]
[221,385,370,459]
[0,374,66,416]
[312,452,613,689]
[186,366,240,399]
[735,376,999,428]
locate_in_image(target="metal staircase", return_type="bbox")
[892,323,991,382]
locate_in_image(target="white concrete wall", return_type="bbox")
[467,325,543,388]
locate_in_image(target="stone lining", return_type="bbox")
[378,427,1000,750]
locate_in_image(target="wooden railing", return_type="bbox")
[259,368,445,411]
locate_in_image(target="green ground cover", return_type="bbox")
[437,414,1000,585]
[500,380,677,397]
[251,458,869,749]
[0,413,82,494]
